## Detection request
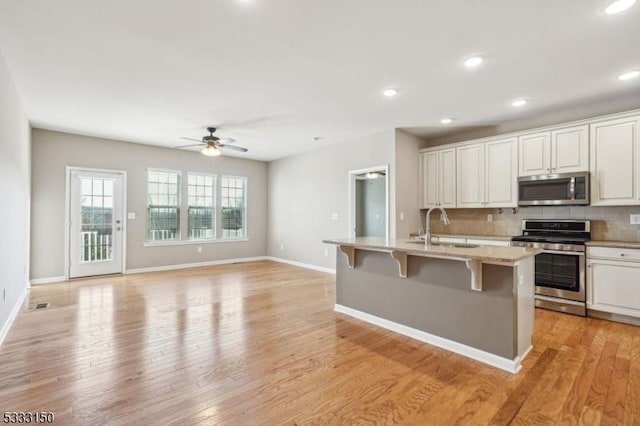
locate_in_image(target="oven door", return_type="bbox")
[534,250,585,302]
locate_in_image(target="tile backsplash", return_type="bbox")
[425,206,640,242]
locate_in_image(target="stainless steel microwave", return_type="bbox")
[518,172,590,206]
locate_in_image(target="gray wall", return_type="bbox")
[0,50,30,334]
[355,177,386,237]
[267,129,396,269]
[31,129,268,279]
[395,129,425,238]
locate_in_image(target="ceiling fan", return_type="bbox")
[176,127,248,156]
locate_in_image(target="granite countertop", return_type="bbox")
[586,240,640,249]
[408,233,514,241]
[323,237,542,264]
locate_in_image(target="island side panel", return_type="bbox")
[515,257,535,359]
[336,250,517,359]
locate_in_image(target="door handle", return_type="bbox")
[116,227,122,231]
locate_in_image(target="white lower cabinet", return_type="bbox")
[587,247,640,318]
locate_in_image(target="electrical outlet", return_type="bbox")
[127,212,136,220]
[630,214,640,225]
[487,214,493,222]
[197,246,203,253]
[324,249,329,257]
[280,243,285,251]
[332,212,339,220]
[400,212,404,221]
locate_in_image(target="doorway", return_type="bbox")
[349,165,389,240]
[67,168,126,278]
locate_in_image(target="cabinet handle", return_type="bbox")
[621,253,626,257]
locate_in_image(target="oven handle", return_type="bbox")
[541,250,585,256]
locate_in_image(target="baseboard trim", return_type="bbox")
[334,304,524,374]
[0,285,29,348]
[30,276,66,285]
[125,256,269,275]
[265,257,336,274]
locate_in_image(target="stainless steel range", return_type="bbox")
[511,220,590,316]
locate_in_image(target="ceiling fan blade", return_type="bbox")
[180,137,204,143]
[174,143,204,149]
[218,143,248,152]
[219,137,237,144]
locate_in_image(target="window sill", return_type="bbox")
[143,238,249,247]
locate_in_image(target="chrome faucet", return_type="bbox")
[424,206,451,247]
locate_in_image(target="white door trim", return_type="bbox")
[348,165,390,241]
[64,166,128,280]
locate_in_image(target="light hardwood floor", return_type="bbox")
[1,260,639,425]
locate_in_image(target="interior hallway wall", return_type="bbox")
[0,49,31,341]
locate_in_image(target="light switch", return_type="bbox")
[630,214,640,225]
[332,213,339,220]
[127,212,136,220]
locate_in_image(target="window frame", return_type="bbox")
[186,172,217,241]
[146,168,182,243]
[220,175,248,240]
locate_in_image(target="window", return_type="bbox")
[221,176,247,238]
[147,170,180,241]
[188,174,215,240]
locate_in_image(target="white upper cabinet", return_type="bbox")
[456,144,485,208]
[420,148,456,209]
[519,132,551,176]
[552,125,589,174]
[439,148,457,208]
[590,116,640,206]
[519,126,589,176]
[456,138,518,208]
[420,151,439,208]
[485,138,518,207]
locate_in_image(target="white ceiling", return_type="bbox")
[0,0,639,161]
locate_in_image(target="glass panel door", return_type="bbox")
[69,170,124,278]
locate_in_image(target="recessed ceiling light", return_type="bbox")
[464,56,484,68]
[512,99,528,107]
[383,88,398,97]
[440,118,454,124]
[604,0,636,14]
[618,70,640,80]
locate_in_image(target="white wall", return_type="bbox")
[0,50,30,340]
[267,130,396,269]
[31,130,268,279]
[395,129,424,238]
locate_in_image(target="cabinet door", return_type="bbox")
[485,138,518,207]
[456,144,485,208]
[519,132,551,176]
[551,125,589,174]
[439,148,457,208]
[588,259,640,318]
[420,151,439,208]
[590,116,639,206]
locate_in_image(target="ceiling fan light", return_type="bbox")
[201,145,221,157]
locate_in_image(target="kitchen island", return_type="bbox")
[323,237,542,373]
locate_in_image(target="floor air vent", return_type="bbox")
[35,302,49,309]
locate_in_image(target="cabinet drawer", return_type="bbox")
[466,238,510,247]
[588,246,640,261]
[435,237,466,244]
